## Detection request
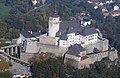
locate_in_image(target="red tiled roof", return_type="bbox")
[112,10,120,15]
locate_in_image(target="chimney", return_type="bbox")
[39,30,41,32]
[31,31,32,34]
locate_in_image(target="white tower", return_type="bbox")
[48,16,60,37]
[48,5,60,37]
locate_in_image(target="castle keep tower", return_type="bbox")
[48,16,60,37]
[48,5,60,37]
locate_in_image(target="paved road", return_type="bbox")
[32,0,52,12]
[0,53,30,75]
[9,60,30,75]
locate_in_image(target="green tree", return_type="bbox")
[0,20,7,38]
[31,58,67,78]
[0,71,13,78]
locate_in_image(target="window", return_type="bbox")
[81,42,84,44]
[95,34,98,36]
[63,42,66,46]
[88,38,94,41]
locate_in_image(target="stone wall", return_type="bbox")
[84,38,109,53]
[24,37,67,57]
[88,50,118,64]
[64,50,118,69]
[25,41,39,53]
[109,50,118,61]
[64,54,81,61]
[37,43,68,57]
[20,53,34,63]
[39,36,56,45]
[64,55,90,69]
[102,39,109,51]
[88,52,109,64]
[65,58,79,68]
[78,58,90,69]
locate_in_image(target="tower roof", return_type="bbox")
[51,4,59,17]
[21,30,41,38]
[66,44,86,57]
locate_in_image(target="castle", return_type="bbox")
[16,12,118,69]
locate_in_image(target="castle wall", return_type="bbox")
[88,52,109,64]
[109,50,118,61]
[20,53,34,63]
[78,58,90,69]
[64,50,118,69]
[39,36,56,45]
[102,39,109,51]
[37,43,68,57]
[65,58,79,68]
[25,41,38,53]
[65,54,81,61]
[84,38,109,53]
[64,55,90,69]
[88,50,118,64]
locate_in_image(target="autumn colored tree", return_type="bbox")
[0,60,9,70]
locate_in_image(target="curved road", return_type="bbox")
[32,0,53,12]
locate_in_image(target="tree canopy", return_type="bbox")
[0,0,120,51]
[31,57,120,78]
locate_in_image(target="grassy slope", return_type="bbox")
[0,3,11,18]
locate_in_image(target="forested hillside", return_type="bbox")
[31,57,120,78]
[0,0,120,51]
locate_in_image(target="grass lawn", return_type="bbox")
[0,3,11,18]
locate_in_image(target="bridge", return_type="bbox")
[1,44,19,56]
[0,45,30,66]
